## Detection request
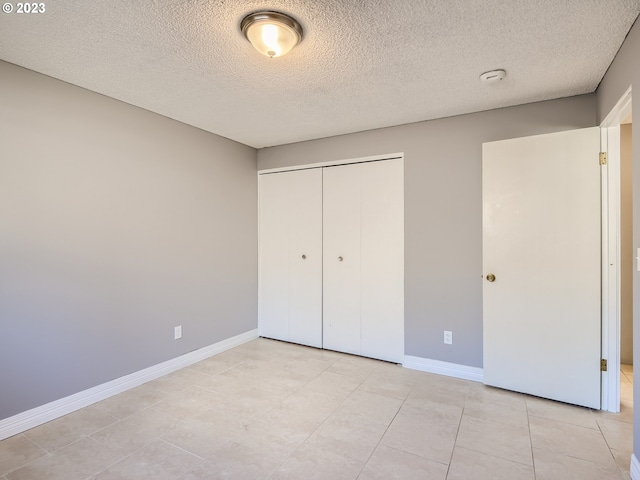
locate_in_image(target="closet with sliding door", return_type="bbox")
[258,156,404,363]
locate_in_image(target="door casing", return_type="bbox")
[600,86,632,413]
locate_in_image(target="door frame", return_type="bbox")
[600,86,632,412]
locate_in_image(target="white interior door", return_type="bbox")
[323,159,404,363]
[258,169,323,347]
[482,127,601,408]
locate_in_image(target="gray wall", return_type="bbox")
[258,95,596,368]
[596,16,640,465]
[0,61,258,420]
[621,123,633,365]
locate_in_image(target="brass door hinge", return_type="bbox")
[599,152,607,165]
[601,358,608,372]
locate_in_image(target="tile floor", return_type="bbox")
[0,339,634,480]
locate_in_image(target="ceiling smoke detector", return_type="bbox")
[480,69,507,84]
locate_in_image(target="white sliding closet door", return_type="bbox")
[258,169,323,347]
[323,159,404,363]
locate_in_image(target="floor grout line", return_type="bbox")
[525,393,538,480]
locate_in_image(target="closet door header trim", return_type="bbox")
[258,152,404,175]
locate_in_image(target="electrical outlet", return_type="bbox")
[444,330,452,345]
[174,325,182,340]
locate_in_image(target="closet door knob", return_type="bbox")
[338,256,343,262]
[302,254,306,260]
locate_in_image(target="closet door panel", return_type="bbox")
[360,159,404,363]
[323,164,362,355]
[258,173,291,341]
[288,171,323,347]
[259,169,322,346]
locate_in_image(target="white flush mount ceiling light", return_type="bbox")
[480,69,507,84]
[241,11,303,58]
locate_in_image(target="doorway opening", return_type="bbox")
[620,116,633,413]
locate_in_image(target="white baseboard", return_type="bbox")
[403,355,483,383]
[631,453,640,480]
[0,329,258,441]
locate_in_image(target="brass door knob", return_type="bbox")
[338,256,344,262]
[302,254,306,260]
[486,274,496,282]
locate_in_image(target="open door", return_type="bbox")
[483,127,601,409]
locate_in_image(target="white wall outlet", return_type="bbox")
[174,325,182,340]
[444,330,452,345]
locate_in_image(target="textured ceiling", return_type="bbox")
[1,1,639,148]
